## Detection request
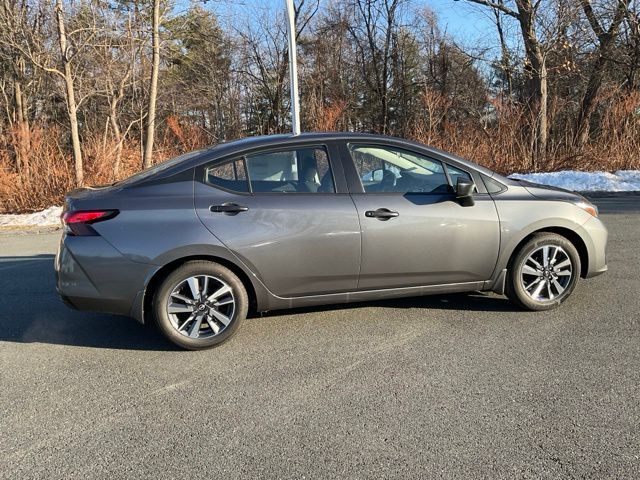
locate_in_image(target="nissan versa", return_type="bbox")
[55,133,608,349]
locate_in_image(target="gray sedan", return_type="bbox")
[55,133,608,349]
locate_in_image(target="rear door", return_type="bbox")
[194,142,361,297]
[342,142,500,290]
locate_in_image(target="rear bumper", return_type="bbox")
[57,292,78,310]
[55,234,154,319]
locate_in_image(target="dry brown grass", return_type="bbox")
[1,94,639,214]
[411,90,640,174]
[0,125,75,214]
[0,119,212,213]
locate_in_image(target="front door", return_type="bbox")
[194,144,361,297]
[345,143,500,290]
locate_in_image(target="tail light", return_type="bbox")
[61,210,118,236]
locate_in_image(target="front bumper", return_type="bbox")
[580,216,608,278]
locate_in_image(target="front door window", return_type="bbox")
[351,145,451,194]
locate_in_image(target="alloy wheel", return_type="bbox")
[166,275,235,339]
[520,245,573,302]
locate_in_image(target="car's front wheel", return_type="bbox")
[153,260,248,350]
[506,233,581,311]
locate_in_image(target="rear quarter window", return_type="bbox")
[206,159,249,193]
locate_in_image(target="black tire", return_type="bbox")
[152,260,248,350]
[505,233,581,311]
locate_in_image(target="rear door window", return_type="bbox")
[245,146,335,193]
[205,146,336,194]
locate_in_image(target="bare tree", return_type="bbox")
[143,0,160,168]
[575,0,631,146]
[235,1,319,134]
[463,0,549,165]
[91,7,145,178]
[491,1,514,96]
[0,0,40,171]
[624,3,640,88]
[347,0,404,133]
[8,56,30,170]
[301,4,354,131]
[0,0,97,185]
[55,0,83,185]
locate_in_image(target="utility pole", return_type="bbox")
[285,0,300,135]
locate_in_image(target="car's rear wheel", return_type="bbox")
[506,233,581,311]
[153,261,248,350]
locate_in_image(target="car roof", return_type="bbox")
[199,132,399,156]
[149,132,499,181]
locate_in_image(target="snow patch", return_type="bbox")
[509,170,640,192]
[0,206,62,227]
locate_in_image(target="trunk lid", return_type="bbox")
[63,184,122,212]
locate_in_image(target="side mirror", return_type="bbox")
[456,178,475,207]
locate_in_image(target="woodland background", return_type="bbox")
[1,0,640,212]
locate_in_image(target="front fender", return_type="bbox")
[491,199,595,284]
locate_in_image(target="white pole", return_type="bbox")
[285,0,301,135]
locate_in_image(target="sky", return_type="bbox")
[190,0,510,48]
[424,0,498,40]
[171,0,521,67]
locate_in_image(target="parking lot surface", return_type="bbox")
[1,197,639,479]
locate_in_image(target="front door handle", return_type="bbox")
[210,203,249,215]
[365,208,399,221]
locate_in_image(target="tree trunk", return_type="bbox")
[13,55,31,173]
[109,100,124,179]
[13,80,25,171]
[516,1,548,167]
[537,57,548,166]
[574,0,630,147]
[574,55,607,147]
[493,8,513,97]
[55,0,83,186]
[380,0,398,135]
[143,0,160,169]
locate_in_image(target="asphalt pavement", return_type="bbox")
[0,197,639,479]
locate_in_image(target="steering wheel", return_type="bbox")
[379,170,397,192]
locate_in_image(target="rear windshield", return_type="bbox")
[115,149,206,186]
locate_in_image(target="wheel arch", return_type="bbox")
[509,227,589,278]
[142,255,261,325]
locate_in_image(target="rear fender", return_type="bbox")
[130,243,273,323]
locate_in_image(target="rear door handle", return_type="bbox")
[210,203,249,215]
[364,208,399,221]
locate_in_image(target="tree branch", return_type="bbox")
[581,0,630,43]
[464,0,519,19]
[579,0,605,39]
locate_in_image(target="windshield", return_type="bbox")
[115,149,206,186]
